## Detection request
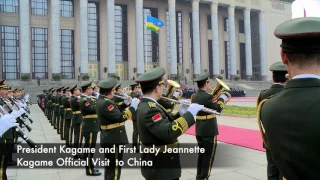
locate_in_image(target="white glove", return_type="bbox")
[121,92,128,97]
[124,96,132,106]
[10,110,23,119]
[219,94,228,101]
[172,91,180,98]
[0,116,19,137]
[130,98,140,111]
[187,103,204,117]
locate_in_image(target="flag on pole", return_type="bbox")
[304,8,306,17]
[146,15,165,33]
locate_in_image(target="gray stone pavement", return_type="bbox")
[7,105,267,180]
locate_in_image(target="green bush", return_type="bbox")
[217,75,223,80]
[223,105,257,116]
[21,74,30,81]
[234,76,241,81]
[82,74,90,80]
[52,74,61,81]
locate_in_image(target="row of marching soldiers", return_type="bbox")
[0,80,34,180]
[40,83,143,177]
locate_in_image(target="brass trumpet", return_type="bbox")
[285,73,291,80]
[165,80,183,100]
[209,78,231,104]
[161,96,221,115]
[113,94,132,100]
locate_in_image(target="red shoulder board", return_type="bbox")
[108,105,114,111]
[152,113,162,122]
[77,99,80,102]
[85,102,90,106]
[212,98,216,103]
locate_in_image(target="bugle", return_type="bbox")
[0,107,37,148]
[9,96,34,124]
[113,94,131,100]
[161,97,221,115]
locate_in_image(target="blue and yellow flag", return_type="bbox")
[146,15,165,33]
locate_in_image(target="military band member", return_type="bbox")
[70,85,84,159]
[79,82,101,176]
[257,62,287,180]
[54,87,63,132]
[59,87,68,140]
[96,78,139,180]
[113,84,129,110]
[62,87,73,147]
[92,85,100,98]
[129,83,142,151]
[191,72,228,180]
[259,17,320,180]
[136,67,203,180]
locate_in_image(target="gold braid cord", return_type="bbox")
[257,99,268,147]
[256,91,262,109]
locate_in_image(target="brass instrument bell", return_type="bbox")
[210,78,231,104]
[166,80,183,100]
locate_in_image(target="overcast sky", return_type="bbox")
[292,0,320,18]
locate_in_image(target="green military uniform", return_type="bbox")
[136,67,196,180]
[54,87,63,131]
[44,88,50,117]
[259,17,320,180]
[70,85,83,159]
[79,81,101,176]
[59,87,67,140]
[257,62,287,180]
[191,72,226,180]
[129,84,142,151]
[0,80,11,179]
[49,89,56,127]
[96,78,135,180]
[62,87,73,147]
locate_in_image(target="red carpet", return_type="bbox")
[186,124,265,152]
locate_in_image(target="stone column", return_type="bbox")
[192,0,201,78]
[168,0,177,78]
[19,0,31,79]
[211,2,219,78]
[136,0,144,76]
[80,0,89,77]
[50,0,60,77]
[107,0,115,76]
[228,5,236,80]
[259,11,267,81]
[244,8,253,80]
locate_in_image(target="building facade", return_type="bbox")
[0,0,294,81]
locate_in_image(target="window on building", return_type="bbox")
[144,7,158,63]
[207,15,211,30]
[0,0,19,13]
[224,41,231,79]
[115,4,128,62]
[239,19,245,33]
[60,0,74,17]
[208,40,213,78]
[31,28,48,79]
[224,17,229,32]
[88,2,100,62]
[60,29,75,79]
[1,26,20,79]
[166,11,183,65]
[31,0,48,15]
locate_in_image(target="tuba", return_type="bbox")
[165,80,183,100]
[209,78,231,104]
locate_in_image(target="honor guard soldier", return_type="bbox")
[46,88,53,121]
[113,84,129,110]
[79,81,101,176]
[257,62,287,180]
[136,67,203,180]
[62,87,73,147]
[50,88,57,127]
[59,87,68,140]
[70,85,84,159]
[96,78,140,180]
[191,72,228,180]
[129,83,142,151]
[54,87,63,132]
[258,17,320,180]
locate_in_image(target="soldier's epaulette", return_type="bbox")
[148,102,157,108]
[104,98,109,101]
[83,97,87,100]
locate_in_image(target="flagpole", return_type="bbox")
[144,13,147,72]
